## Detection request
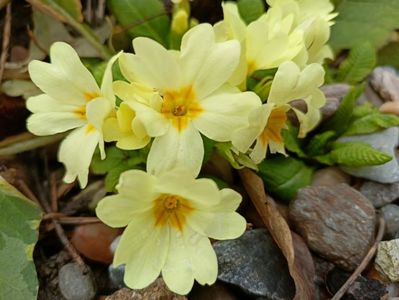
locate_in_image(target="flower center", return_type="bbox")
[161,85,203,132]
[259,106,288,146]
[73,91,100,119]
[153,194,194,231]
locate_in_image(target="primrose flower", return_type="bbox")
[232,61,325,163]
[266,0,337,64]
[26,42,120,188]
[116,24,261,176]
[214,2,305,86]
[96,169,246,295]
[103,82,153,150]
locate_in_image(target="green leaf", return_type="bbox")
[108,0,170,47]
[306,131,337,156]
[336,42,376,83]
[203,135,216,164]
[258,156,313,202]
[28,0,83,22]
[91,146,146,191]
[281,123,306,157]
[377,41,399,69]
[0,177,42,300]
[316,141,392,167]
[317,85,363,135]
[344,110,399,136]
[237,0,265,24]
[330,0,399,52]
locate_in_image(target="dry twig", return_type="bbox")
[0,2,12,82]
[331,216,385,300]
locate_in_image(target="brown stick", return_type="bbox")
[0,2,12,82]
[331,216,385,300]
[43,213,101,225]
[50,173,58,212]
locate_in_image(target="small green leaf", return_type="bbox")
[330,0,399,52]
[215,142,258,170]
[344,111,399,136]
[0,177,42,300]
[258,155,313,202]
[108,0,170,47]
[316,141,392,167]
[317,85,363,135]
[336,42,376,84]
[237,0,265,24]
[281,123,306,157]
[306,131,337,156]
[104,164,132,192]
[91,146,146,191]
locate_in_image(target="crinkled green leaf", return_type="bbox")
[306,131,336,156]
[330,0,399,52]
[91,146,146,191]
[317,85,363,135]
[258,156,313,202]
[0,177,42,300]
[316,141,392,167]
[108,0,170,47]
[237,0,265,24]
[336,42,376,83]
[344,111,399,136]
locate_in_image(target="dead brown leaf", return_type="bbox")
[239,168,315,300]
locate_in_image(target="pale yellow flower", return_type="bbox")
[26,42,120,188]
[96,169,246,295]
[116,24,261,176]
[103,82,153,150]
[267,0,337,64]
[214,2,305,86]
[232,61,325,163]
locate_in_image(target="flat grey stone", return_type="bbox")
[58,263,96,300]
[360,181,399,208]
[369,66,399,102]
[338,127,399,183]
[108,264,126,290]
[289,184,376,271]
[381,204,399,238]
[213,229,295,299]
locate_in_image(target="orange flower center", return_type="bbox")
[160,85,203,132]
[259,106,288,146]
[73,91,100,119]
[153,194,194,232]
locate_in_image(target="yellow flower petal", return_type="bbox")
[147,124,204,177]
[58,126,100,188]
[194,89,261,141]
[96,194,152,227]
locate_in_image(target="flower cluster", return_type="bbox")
[26,0,336,295]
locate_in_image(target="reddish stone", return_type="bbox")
[71,223,121,264]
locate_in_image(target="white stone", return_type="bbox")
[375,239,399,282]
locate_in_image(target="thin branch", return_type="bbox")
[332,216,385,300]
[50,173,58,212]
[0,2,12,82]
